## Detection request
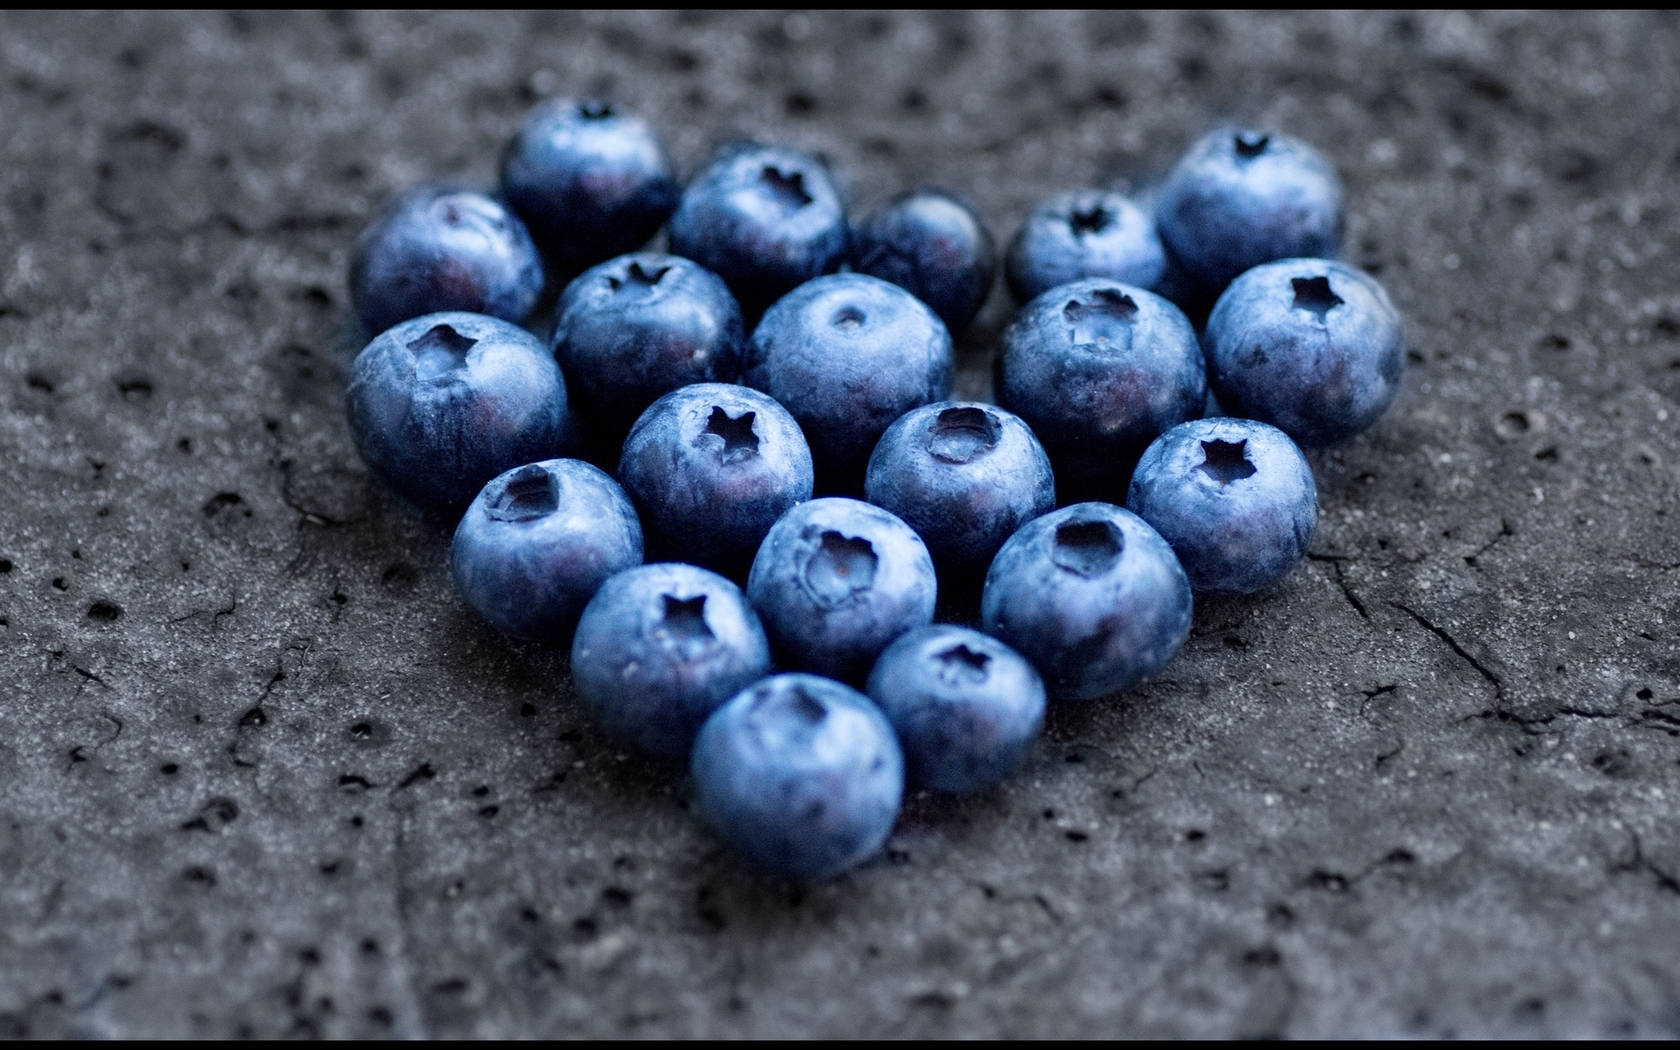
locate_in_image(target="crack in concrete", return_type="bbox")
[1388,602,1504,702]
[167,590,238,626]
[1462,517,1515,568]
[1612,829,1680,897]
[1306,552,1370,620]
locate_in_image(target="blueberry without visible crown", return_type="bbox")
[1203,258,1403,446]
[690,673,904,881]
[1005,189,1166,304]
[349,183,544,338]
[571,563,771,759]
[865,625,1046,794]
[746,497,937,683]
[347,313,571,511]
[553,252,745,443]
[745,273,952,489]
[1128,418,1318,592]
[618,383,814,578]
[450,458,642,644]
[667,142,849,311]
[500,98,679,274]
[981,502,1192,702]
[851,187,996,333]
[864,401,1055,585]
[1156,128,1344,294]
[997,278,1205,502]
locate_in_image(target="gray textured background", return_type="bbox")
[3,10,1679,1038]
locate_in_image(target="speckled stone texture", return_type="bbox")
[2,10,1679,1039]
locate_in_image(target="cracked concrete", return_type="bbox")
[2,8,1680,1038]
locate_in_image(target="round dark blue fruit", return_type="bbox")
[450,458,642,644]
[349,183,543,338]
[499,97,679,274]
[667,141,849,312]
[346,312,571,512]
[571,563,771,759]
[851,187,996,333]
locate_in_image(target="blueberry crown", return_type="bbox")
[1051,519,1123,577]
[1198,439,1257,486]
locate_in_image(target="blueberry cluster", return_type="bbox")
[344,102,1405,882]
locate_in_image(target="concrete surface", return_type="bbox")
[2,10,1679,1038]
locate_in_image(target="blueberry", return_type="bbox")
[690,673,903,881]
[571,563,771,759]
[1203,259,1404,446]
[980,503,1191,701]
[1127,418,1318,592]
[499,98,679,275]
[865,625,1045,794]
[1155,128,1344,294]
[863,401,1055,584]
[745,273,952,488]
[347,313,571,511]
[851,187,996,333]
[552,253,745,442]
[450,459,642,644]
[996,278,1205,501]
[1005,189,1166,304]
[746,497,937,683]
[618,383,814,578]
[667,142,849,312]
[349,183,544,338]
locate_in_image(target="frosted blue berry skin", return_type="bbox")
[865,625,1046,794]
[667,142,849,312]
[499,98,679,274]
[851,187,996,333]
[1127,418,1318,593]
[450,459,643,645]
[618,383,814,579]
[980,503,1192,702]
[745,273,953,490]
[552,252,745,437]
[347,313,571,511]
[690,673,904,882]
[571,563,771,759]
[349,183,544,338]
[1155,128,1344,294]
[746,497,937,684]
[1005,189,1166,304]
[1203,258,1404,447]
[996,278,1204,501]
[864,401,1055,582]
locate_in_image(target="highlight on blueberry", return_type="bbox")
[1127,417,1318,592]
[744,273,953,489]
[981,502,1192,701]
[346,312,571,511]
[667,141,849,312]
[571,563,771,759]
[552,252,745,441]
[349,183,544,338]
[746,497,937,683]
[1005,189,1166,304]
[865,624,1046,794]
[618,383,814,578]
[690,673,904,881]
[864,401,1055,583]
[1202,258,1404,446]
[851,187,996,333]
[997,278,1205,501]
[1155,127,1344,294]
[450,458,643,644]
[499,97,679,274]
